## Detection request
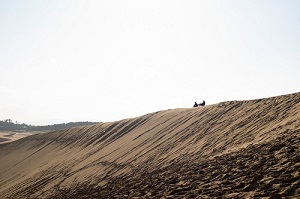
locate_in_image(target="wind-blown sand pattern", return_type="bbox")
[0,132,41,144]
[0,93,299,198]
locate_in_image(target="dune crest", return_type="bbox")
[0,92,299,198]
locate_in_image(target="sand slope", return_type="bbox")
[0,131,44,144]
[0,93,299,198]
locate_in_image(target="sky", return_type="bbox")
[0,0,300,125]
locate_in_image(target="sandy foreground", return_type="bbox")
[0,93,299,198]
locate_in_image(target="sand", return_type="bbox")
[0,92,299,198]
[0,131,39,144]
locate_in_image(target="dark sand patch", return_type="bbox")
[0,137,10,143]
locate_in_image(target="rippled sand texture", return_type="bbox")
[0,132,37,144]
[0,92,299,198]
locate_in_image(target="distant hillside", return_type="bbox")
[0,92,299,198]
[0,119,99,132]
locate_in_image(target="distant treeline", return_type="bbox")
[0,119,99,132]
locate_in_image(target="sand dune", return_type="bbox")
[0,93,299,198]
[0,131,42,144]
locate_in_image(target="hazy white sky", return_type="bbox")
[1,0,300,125]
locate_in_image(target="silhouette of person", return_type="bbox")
[199,100,205,106]
[193,102,198,107]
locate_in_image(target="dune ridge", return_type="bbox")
[0,92,299,198]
